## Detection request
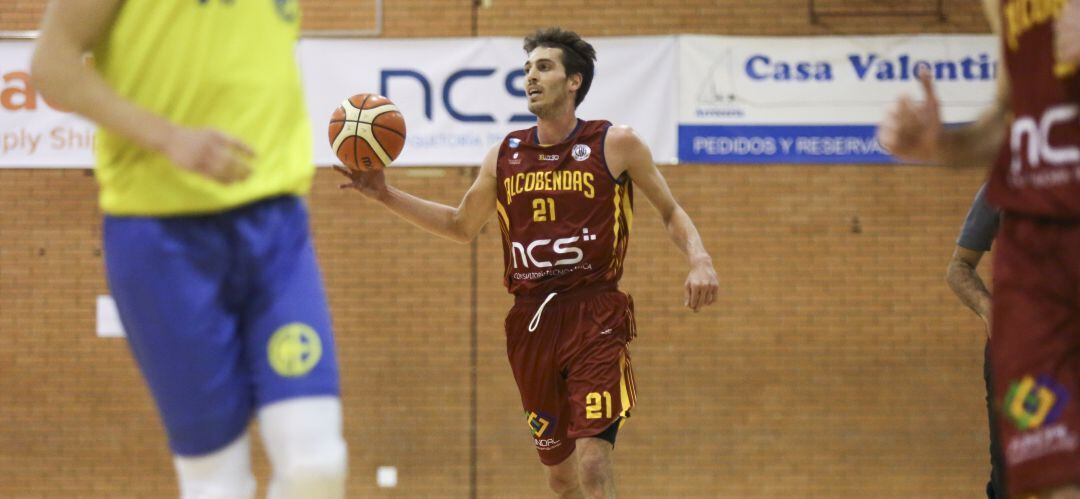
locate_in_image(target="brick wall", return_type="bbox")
[0,1,997,497]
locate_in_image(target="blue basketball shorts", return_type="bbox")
[103,196,340,456]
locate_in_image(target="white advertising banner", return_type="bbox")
[0,41,97,167]
[0,36,677,168]
[678,35,1000,164]
[301,36,677,166]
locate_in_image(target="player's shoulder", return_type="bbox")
[603,124,649,153]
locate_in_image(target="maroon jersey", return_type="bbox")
[988,0,1080,217]
[494,119,632,297]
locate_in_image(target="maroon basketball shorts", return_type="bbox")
[505,285,637,466]
[990,215,1080,497]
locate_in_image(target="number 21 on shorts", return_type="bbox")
[586,391,613,419]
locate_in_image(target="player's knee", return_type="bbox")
[260,397,348,499]
[271,441,348,496]
[178,480,256,499]
[548,472,581,495]
[576,451,612,489]
[174,434,256,499]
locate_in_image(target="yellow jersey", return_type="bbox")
[93,0,312,216]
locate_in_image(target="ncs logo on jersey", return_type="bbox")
[572,144,591,161]
[1004,374,1069,431]
[509,138,522,148]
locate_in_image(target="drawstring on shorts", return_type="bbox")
[527,292,558,332]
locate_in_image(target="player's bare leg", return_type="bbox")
[575,437,616,499]
[545,452,584,498]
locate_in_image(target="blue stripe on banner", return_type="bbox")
[678,125,897,164]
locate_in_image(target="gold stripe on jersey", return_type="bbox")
[621,183,634,232]
[495,200,511,231]
[609,182,633,274]
[619,350,634,418]
[611,183,625,261]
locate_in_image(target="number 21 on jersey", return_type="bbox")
[533,197,556,222]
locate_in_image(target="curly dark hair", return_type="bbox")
[523,27,597,107]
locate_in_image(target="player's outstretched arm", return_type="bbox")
[606,126,719,312]
[946,246,992,336]
[32,0,253,183]
[336,145,498,244]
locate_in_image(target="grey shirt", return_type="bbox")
[956,183,1001,252]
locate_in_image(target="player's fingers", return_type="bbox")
[917,67,939,106]
[226,136,256,158]
[896,94,917,118]
[876,123,897,146]
[215,157,246,184]
[332,165,354,179]
[704,285,718,307]
[684,281,691,308]
[688,283,703,312]
[230,155,252,182]
[879,102,900,129]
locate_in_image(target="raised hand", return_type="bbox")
[876,68,943,163]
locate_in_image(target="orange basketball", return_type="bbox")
[328,93,406,172]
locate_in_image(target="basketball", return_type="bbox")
[328,93,406,172]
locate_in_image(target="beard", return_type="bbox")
[527,93,566,120]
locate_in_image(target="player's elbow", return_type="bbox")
[449,229,472,244]
[446,221,474,244]
[29,43,69,104]
[29,50,55,98]
[945,258,968,291]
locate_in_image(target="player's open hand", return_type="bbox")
[1056,0,1080,66]
[876,68,943,163]
[334,165,388,200]
[685,261,719,312]
[165,128,254,184]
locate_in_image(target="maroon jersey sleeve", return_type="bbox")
[494,120,633,297]
[988,0,1080,218]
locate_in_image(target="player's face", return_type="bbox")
[524,47,580,117]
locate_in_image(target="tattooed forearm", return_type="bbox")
[946,256,992,321]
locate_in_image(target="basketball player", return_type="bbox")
[946,183,1001,498]
[32,1,347,497]
[878,1,1080,496]
[336,27,719,498]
